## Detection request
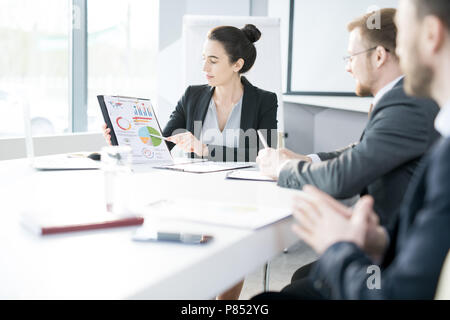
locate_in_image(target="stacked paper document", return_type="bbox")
[141,199,291,230]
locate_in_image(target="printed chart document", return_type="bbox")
[98,95,254,173]
[140,199,291,230]
[100,95,173,165]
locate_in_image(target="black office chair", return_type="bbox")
[262,247,289,291]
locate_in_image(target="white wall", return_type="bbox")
[283,102,368,154]
[156,0,254,128]
[290,0,398,93]
[267,0,290,93]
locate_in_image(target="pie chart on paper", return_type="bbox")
[138,126,163,147]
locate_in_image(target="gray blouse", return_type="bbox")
[200,96,243,148]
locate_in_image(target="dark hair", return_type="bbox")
[347,8,398,57]
[208,24,261,74]
[412,0,450,31]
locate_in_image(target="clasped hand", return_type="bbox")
[291,185,388,262]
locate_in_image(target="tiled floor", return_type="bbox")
[239,240,319,300]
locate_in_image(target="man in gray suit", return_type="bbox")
[257,8,440,227]
[252,0,450,300]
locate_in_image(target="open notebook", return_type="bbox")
[226,170,276,182]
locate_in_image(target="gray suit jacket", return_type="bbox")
[278,79,440,226]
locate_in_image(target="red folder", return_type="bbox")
[21,211,144,235]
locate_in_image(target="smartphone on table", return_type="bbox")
[132,227,213,244]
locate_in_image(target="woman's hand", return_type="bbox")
[167,132,208,157]
[102,123,112,146]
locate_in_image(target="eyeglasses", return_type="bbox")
[343,47,390,64]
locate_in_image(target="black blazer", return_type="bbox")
[278,79,440,227]
[309,137,450,299]
[162,76,278,162]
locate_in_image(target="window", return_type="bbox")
[87,0,159,132]
[0,0,159,138]
[0,0,70,137]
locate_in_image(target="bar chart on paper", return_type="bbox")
[133,104,153,117]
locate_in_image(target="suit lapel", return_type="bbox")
[396,155,429,252]
[370,78,405,117]
[239,76,257,132]
[360,79,405,142]
[359,130,366,142]
[190,86,214,136]
[239,77,257,148]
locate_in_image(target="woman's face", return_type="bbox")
[202,39,243,86]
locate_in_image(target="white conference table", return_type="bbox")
[0,157,301,299]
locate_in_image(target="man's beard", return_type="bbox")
[355,80,373,97]
[402,41,434,98]
[355,60,375,97]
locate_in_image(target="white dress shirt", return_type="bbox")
[200,96,243,148]
[372,75,405,107]
[435,101,450,138]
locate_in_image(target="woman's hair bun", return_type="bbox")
[241,24,261,43]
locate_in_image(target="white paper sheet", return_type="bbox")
[140,199,291,230]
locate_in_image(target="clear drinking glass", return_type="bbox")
[101,146,132,215]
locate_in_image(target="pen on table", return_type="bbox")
[148,133,170,141]
[257,130,269,149]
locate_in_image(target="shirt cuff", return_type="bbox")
[277,160,292,177]
[307,154,322,163]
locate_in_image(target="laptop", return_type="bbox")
[97,95,254,173]
[31,153,101,171]
[21,101,100,171]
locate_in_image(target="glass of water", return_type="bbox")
[101,145,132,215]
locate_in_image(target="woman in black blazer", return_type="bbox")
[104,24,278,162]
[103,24,276,299]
